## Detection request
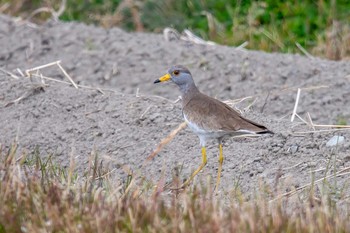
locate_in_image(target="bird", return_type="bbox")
[154,65,273,192]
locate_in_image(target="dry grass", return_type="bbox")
[1,0,349,60]
[0,143,349,233]
[313,20,350,60]
[289,87,350,135]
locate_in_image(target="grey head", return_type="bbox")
[154,65,198,94]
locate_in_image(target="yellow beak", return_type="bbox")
[154,73,171,83]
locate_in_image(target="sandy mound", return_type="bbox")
[1,14,349,194]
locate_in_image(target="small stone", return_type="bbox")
[326,135,345,147]
[253,157,262,162]
[31,109,40,118]
[256,166,264,173]
[55,146,64,155]
[66,105,73,111]
[94,132,102,137]
[289,145,298,154]
[272,147,280,153]
[308,162,317,167]
[112,113,120,118]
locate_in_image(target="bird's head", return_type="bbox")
[154,65,194,87]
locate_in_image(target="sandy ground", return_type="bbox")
[1,14,350,196]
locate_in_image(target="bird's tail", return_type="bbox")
[257,129,274,135]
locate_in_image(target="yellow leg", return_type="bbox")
[182,147,207,188]
[214,144,224,193]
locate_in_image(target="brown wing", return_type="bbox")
[183,92,269,133]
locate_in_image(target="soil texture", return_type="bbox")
[1,14,350,195]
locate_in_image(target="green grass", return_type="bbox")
[0,143,349,232]
[336,115,348,126]
[1,0,349,59]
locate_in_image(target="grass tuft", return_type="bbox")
[0,144,349,232]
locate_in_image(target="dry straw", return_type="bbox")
[290,87,350,133]
[25,60,78,89]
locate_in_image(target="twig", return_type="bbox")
[4,85,46,107]
[236,41,248,50]
[301,85,328,91]
[163,27,216,45]
[27,7,56,21]
[140,105,152,119]
[182,29,216,45]
[85,109,102,116]
[306,112,316,131]
[309,167,327,173]
[16,68,25,77]
[313,124,350,128]
[0,68,19,79]
[243,98,257,112]
[144,122,187,165]
[26,0,66,21]
[295,42,314,59]
[0,68,20,79]
[25,61,78,89]
[29,73,118,93]
[223,96,254,106]
[56,61,78,89]
[96,88,105,95]
[56,0,67,19]
[291,88,301,122]
[300,112,350,129]
[294,128,350,134]
[295,114,309,125]
[294,111,350,134]
[163,27,181,41]
[25,60,60,76]
[39,73,46,85]
[260,91,270,113]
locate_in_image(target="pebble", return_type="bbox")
[272,147,280,153]
[112,113,120,118]
[289,145,298,154]
[253,157,262,162]
[326,135,345,147]
[55,146,64,155]
[308,161,317,167]
[66,105,73,111]
[256,166,264,173]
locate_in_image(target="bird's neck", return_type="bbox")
[179,83,199,106]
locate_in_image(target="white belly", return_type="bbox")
[183,114,228,146]
[183,113,259,146]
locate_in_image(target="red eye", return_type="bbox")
[173,70,180,75]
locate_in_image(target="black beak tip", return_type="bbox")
[154,79,160,84]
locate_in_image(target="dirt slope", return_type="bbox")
[1,14,349,195]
